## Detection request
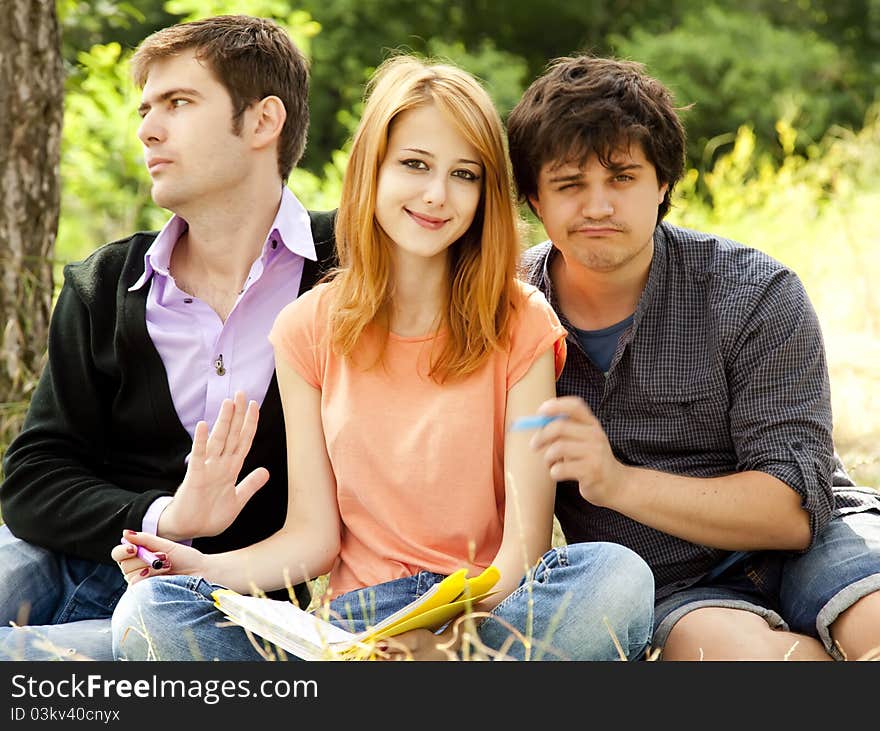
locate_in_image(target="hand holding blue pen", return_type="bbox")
[120,536,164,570]
[509,414,565,432]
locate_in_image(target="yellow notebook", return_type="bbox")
[212,565,499,660]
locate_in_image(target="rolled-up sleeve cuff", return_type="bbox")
[751,442,834,551]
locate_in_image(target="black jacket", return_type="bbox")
[1,211,336,583]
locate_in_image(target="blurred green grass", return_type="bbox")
[667,122,880,488]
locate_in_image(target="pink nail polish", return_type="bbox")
[140,568,150,576]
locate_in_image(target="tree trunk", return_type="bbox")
[0,1,64,456]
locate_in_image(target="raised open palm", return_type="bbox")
[158,391,270,541]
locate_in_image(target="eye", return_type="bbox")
[613,174,634,183]
[452,169,480,182]
[401,158,428,171]
[170,98,190,109]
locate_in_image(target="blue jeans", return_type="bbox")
[653,508,880,660]
[112,542,654,661]
[0,525,125,661]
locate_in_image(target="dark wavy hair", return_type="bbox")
[507,55,686,223]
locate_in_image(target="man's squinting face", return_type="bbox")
[137,52,254,214]
[529,143,668,276]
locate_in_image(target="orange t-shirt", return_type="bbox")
[269,279,566,598]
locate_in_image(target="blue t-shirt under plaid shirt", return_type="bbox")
[519,222,877,599]
[572,315,633,374]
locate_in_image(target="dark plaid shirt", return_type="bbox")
[521,222,877,599]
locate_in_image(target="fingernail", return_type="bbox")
[161,561,171,569]
[126,546,136,554]
[125,529,137,536]
[155,553,167,561]
[140,568,150,576]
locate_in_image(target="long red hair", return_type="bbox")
[328,55,523,382]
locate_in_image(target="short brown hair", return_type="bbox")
[131,15,309,181]
[507,55,686,223]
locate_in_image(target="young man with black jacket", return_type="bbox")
[0,15,335,660]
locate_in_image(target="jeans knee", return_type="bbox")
[614,544,654,598]
[575,542,654,654]
[111,576,193,660]
[111,580,150,659]
[567,541,653,594]
[0,530,60,623]
[607,543,653,610]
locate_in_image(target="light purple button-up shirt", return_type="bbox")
[128,187,317,534]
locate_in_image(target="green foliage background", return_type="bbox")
[51,0,880,484]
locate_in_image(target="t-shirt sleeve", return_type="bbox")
[267,283,327,389]
[506,284,568,390]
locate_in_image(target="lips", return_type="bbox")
[574,226,623,236]
[146,158,172,173]
[406,208,448,230]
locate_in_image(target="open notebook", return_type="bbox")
[211,565,500,660]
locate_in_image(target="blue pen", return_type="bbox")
[509,414,565,432]
[121,537,164,570]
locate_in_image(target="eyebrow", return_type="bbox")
[547,162,644,184]
[138,88,203,115]
[402,147,482,167]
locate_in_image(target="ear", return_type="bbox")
[658,181,669,205]
[249,95,287,151]
[528,194,543,221]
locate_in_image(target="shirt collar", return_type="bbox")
[128,187,316,292]
[631,223,668,331]
[269,186,317,261]
[533,244,558,305]
[128,215,188,291]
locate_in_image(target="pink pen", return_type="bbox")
[121,537,164,570]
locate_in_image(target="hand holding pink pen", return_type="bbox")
[112,530,209,587]
[120,536,164,570]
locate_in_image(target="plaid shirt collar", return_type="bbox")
[532,224,669,346]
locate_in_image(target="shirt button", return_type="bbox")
[183,298,193,304]
[792,442,803,451]
[271,239,278,249]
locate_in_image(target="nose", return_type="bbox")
[137,111,165,146]
[579,187,614,220]
[422,174,447,207]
